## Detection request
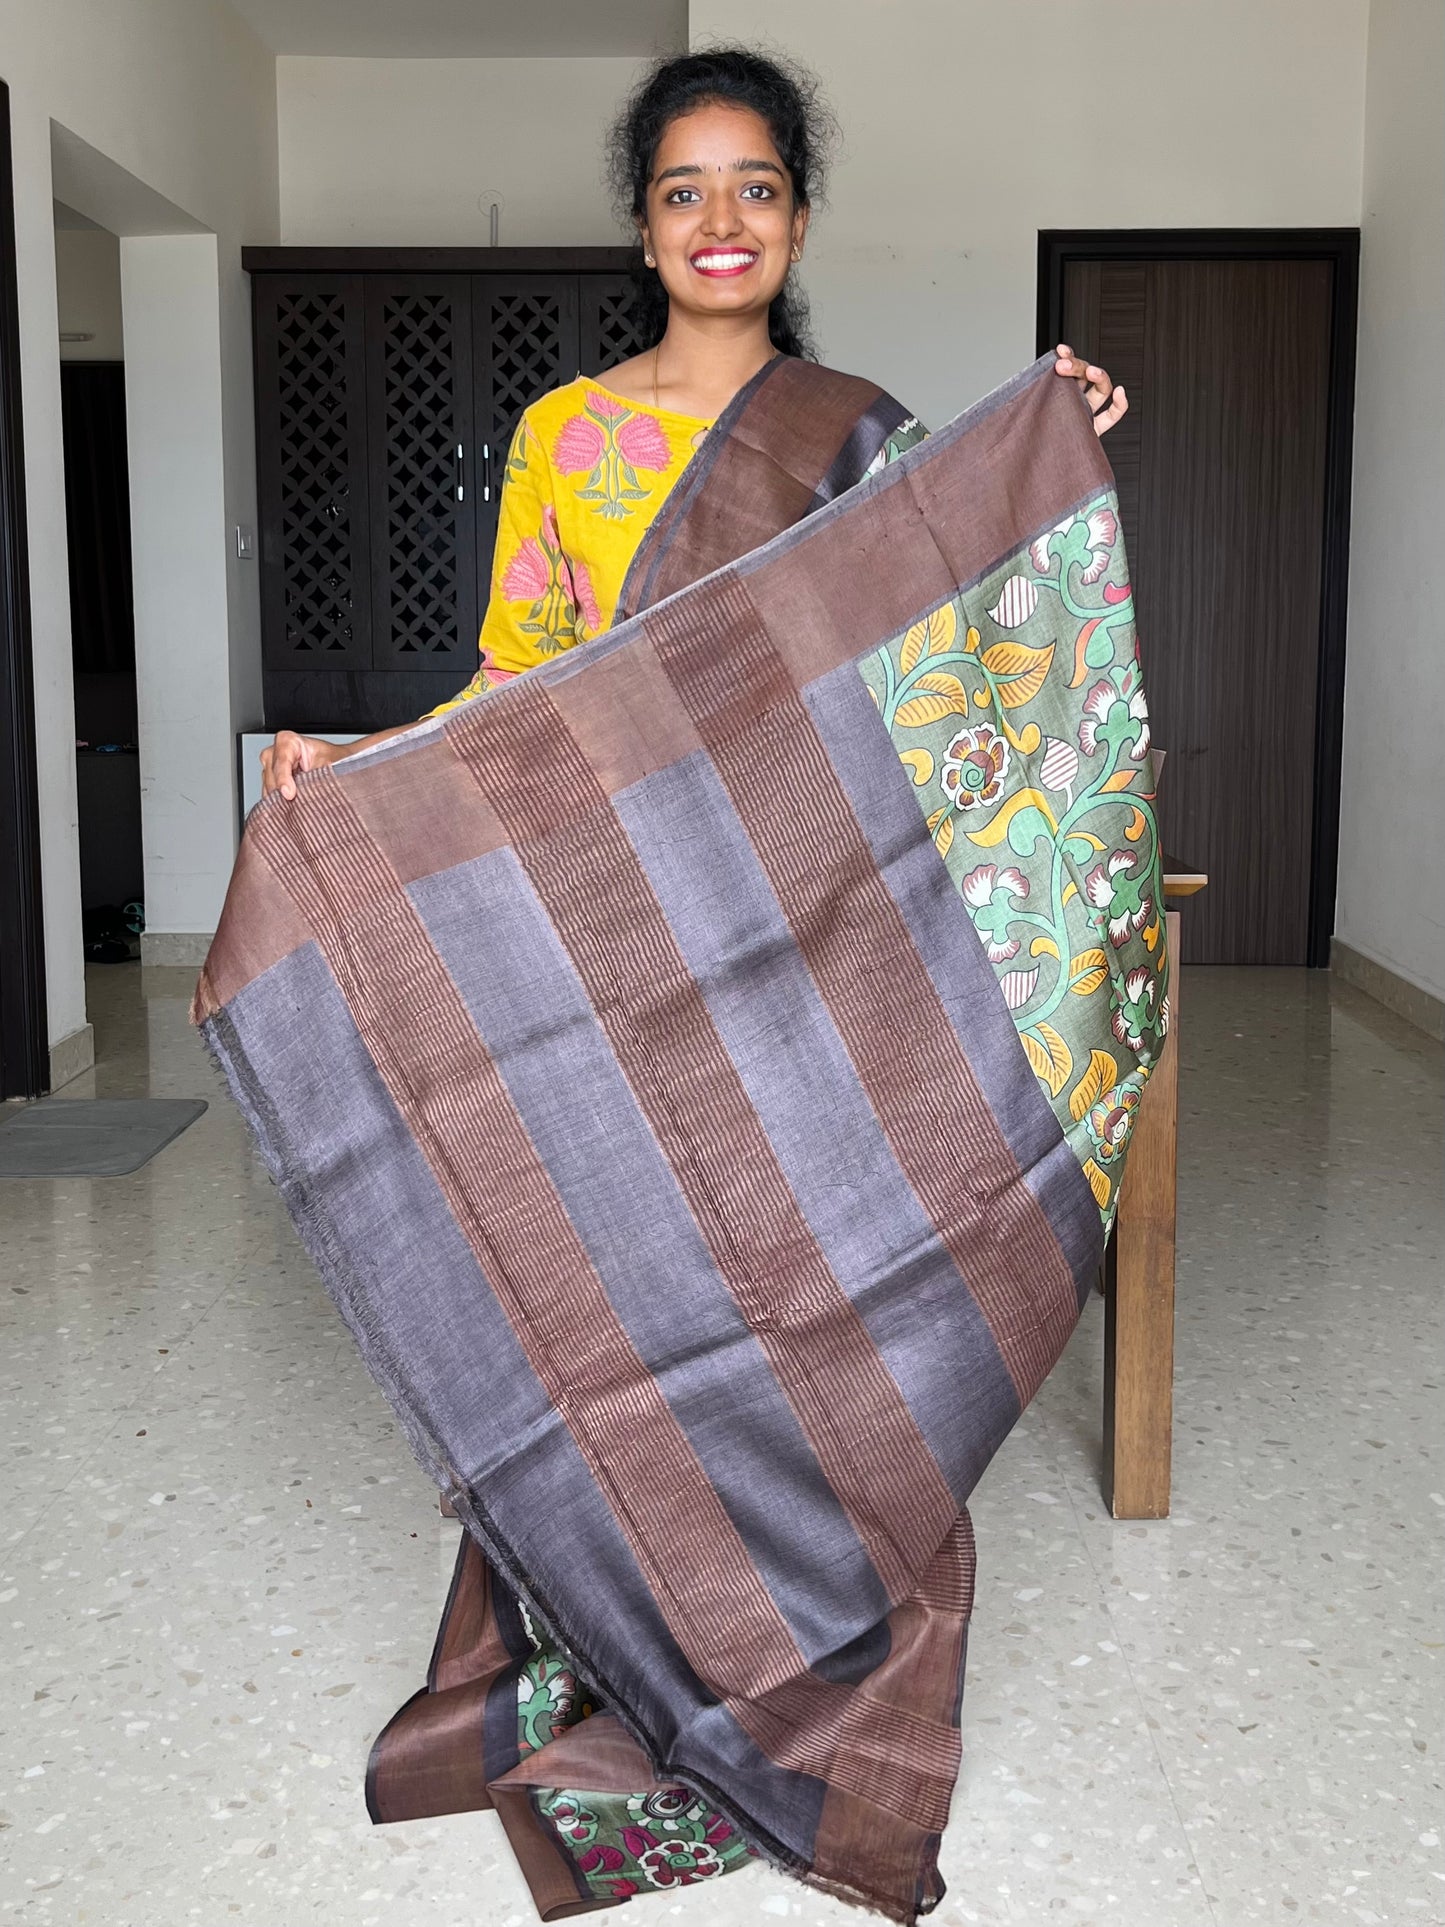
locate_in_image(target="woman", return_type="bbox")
[261,48,1124,805]
[254,46,1131,1919]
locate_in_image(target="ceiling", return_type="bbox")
[225,0,687,59]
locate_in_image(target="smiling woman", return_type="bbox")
[248,45,1132,1919]
[261,49,1122,796]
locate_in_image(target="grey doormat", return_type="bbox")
[0,1098,208,1177]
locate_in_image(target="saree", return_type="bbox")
[195,352,1167,1922]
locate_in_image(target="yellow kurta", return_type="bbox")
[428,379,712,716]
[428,375,926,718]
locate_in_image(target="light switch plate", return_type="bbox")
[235,525,255,559]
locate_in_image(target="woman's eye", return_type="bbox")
[666,188,701,204]
[741,184,775,200]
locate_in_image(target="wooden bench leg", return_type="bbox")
[1102,908,1179,1519]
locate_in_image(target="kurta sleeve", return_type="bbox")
[424,416,572,718]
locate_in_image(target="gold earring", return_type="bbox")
[644,252,656,268]
[791,244,802,262]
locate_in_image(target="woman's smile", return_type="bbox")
[689,247,761,277]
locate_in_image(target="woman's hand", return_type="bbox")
[1054,344,1128,437]
[260,730,341,801]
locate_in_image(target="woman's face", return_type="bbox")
[639,101,808,326]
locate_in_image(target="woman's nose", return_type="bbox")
[699,190,744,241]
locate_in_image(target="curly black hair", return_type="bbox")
[605,46,836,361]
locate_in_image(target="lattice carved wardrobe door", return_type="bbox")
[472,275,581,594]
[255,275,372,671]
[364,276,479,674]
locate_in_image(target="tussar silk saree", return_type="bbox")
[195,352,1167,1922]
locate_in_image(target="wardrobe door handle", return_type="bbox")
[482,442,492,503]
[454,443,465,503]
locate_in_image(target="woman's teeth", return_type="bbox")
[691,251,758,272]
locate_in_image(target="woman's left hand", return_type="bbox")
[1054,344,1128,437]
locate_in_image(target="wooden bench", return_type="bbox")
[1102,860,1206,1518]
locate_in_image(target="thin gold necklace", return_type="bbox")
[651,340,778,419]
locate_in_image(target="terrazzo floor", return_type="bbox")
[1,962,1440,1926]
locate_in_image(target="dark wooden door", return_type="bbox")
[1059,253,1340,964]
[364,275,478,678]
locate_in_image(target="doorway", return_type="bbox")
[1038,230,1358,966]
[55,207,143,967]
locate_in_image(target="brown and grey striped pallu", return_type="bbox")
[194,353,1165,1922]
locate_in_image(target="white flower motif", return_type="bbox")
[1028,515,1074,575]
[1029,507,1118,585]
[1079,507,1119,585]
[1078,678,1151,761]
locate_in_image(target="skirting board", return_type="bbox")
[1331,939,1445,1043]
[48,1022,95,1091]
[141,932,214,967]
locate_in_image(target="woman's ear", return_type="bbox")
[637,216,656,269]
[792,203,811,259]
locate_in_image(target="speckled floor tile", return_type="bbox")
[1,962,1440,1925]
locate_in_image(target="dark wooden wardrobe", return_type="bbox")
[245,247,645,731]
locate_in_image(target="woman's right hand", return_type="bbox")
[260,730,341,800]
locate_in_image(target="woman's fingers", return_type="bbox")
[261,731,305,801]
[1092,382,1128,438]
[1054,344,1127,437]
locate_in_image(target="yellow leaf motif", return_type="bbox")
[1142,916,1161,951]
[1030,935,1061,959]
[963,625,981,654]
[1069,949,1110,996]
[1081,1158,1112,1208]
[1124,806,1148,843]
[1068,1048,1119,1124]
[1002,719,1043,754]
[899,604,958,673]
[981,639,1054,679]
[926,604,958,655]
[980,640,1054,711]
[1022,1023,1072,1097]
[933,813,954,858]
[1100,769,1137,793]
[899,748,934,786]
[997,665,1051,709]
[966,788,1058,846]
[895,691,966,727]
[914,670,968,701]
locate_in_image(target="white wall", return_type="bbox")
[122,236,237,943]
[0,0,277,1063]
[276,9,1372,424]
[53,225,123,360]
[683,0,1369,427]
[1334,0,1445,1006]
[278,56,640,244]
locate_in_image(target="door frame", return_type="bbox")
[0,79,50,1097]
[1037,227,1359,969]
